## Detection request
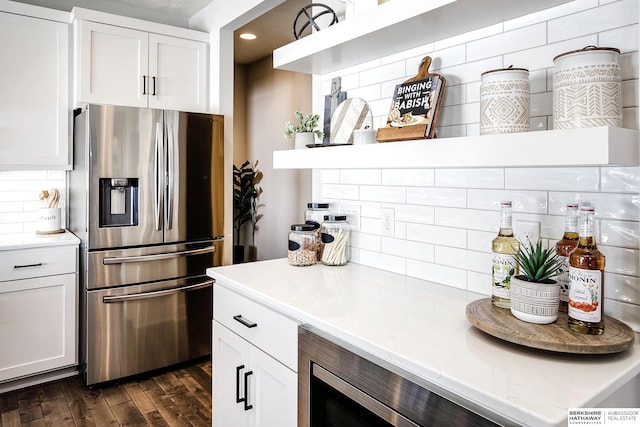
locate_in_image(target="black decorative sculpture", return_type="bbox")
[293,3,338,40]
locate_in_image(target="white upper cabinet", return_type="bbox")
[75,20,208,112]
[0,11,70,170]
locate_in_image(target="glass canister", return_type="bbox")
[288,224,318,266]
[320,215,350,266]
[304,202,331,228]
[553,46,621,129]
[480,66,530,134]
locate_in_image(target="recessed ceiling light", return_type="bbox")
[239,33,257,40]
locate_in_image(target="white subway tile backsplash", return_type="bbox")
[314,0,640,332]
[407,187,466,208]
[393,204,435,225]
[359,249,406,275]
[319,169,340,183]
[505,168,600,192]
[467,189,548,213]
[601,245,640,276]
[549,192,638,220]
[360,185,407,203]
[601,167,640,193]
[435,246,492,274]
[605,272,640,305]
[406,260,467,290]
[436,168,504,189]
[467,23,547,63]
[406,223,467,247]
[600,24,639,54]
[467,271,491,295]
[382,236,434,262]
[340,169,381,185]
[435,207,499,232]
[322,183,360,200]
[548,0,638,43]
[504,35,598,70]
[381,169,434,186]
[359,61,406,86]
[600,220,639,249]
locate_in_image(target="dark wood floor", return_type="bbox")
[0,358,212,427]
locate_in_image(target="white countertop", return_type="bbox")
[0,231,80,250]
[207,259,640,427]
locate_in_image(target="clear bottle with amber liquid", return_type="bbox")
[491,201,519,308]
[555,203,579,312]
[568,206,605,334]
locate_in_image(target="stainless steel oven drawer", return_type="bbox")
[84,276,212,385]
[86,240,221,289]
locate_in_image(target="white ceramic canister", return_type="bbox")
[552,46,621,129]
[37,207,61,232]
[480,67,530,134]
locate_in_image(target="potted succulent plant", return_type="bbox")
[510,239,565,324]
[233,160,263,263]
[284,111,324,149]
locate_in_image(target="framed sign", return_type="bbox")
[376,56,446,142]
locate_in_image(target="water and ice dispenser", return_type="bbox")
[99,178,139,227]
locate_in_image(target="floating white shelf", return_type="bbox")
[272,127,640,170]
[273,0,571,75]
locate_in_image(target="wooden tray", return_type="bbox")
[466,298,635,354]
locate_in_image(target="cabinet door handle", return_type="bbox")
[142,75,147,95]
[13,263,43,269]
[233,315,257,329]
[243,371,253,411]
[152,76,156,96]
[235,365,245,404]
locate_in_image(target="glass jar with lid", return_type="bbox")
[320,215,350,266]
[288,223,318,266]
[304,202,331,229]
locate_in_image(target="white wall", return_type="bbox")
[312,0,640,331]
[242,56,312,260]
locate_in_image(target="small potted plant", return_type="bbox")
[510,239,565,324]
[284,111,324,149]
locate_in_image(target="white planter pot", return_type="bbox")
[480,67,530,135]
[510,276,560,324]
[553,46,621,129]
[294,132,314,149]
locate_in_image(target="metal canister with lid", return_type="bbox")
[320,215,350,266]
[288,223,318,266]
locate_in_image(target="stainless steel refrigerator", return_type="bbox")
[69,104,224,386]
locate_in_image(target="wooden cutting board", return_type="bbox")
[466,298,635,354]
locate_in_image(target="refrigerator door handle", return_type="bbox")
[102,280,214,303]
[102,245,216,265]
[166,121,174,230]
[154,121,163,231]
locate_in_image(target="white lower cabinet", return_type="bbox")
[213,285,299,427]
[0,245,78,383]
[213,322,297,427]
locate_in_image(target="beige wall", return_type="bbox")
[234,56,311,260]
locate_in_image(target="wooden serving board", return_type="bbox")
[466,298,635,354]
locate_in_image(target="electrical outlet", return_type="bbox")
[516,221,540,243]
[381,208,394,237]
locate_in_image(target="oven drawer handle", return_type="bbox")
[243,370,253,411]
[233,315,257,329]
[102,280,213,303]
[102,246,216,265]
